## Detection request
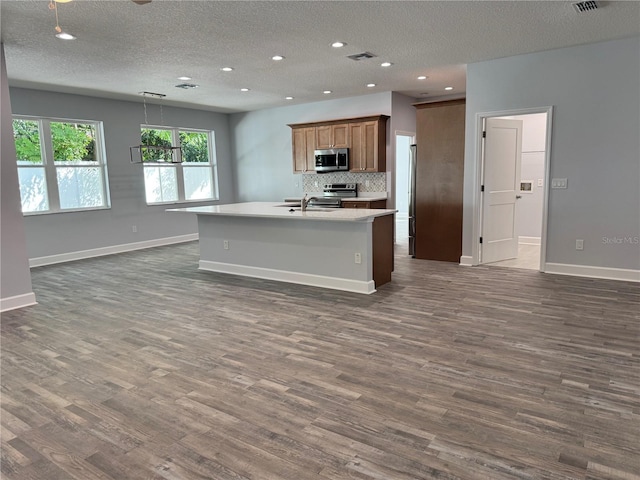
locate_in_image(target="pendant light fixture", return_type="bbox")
[49,0,76,40]
[130,92,183,164]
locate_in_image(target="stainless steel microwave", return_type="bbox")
[314,148,349,173]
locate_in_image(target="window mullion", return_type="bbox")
[174,129,186,201]
[41,120,61,211]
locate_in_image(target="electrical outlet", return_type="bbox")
[354,252,362,264]
[223,240,229,250]
[538,178,543,187]
[576,239,584,251]
[314,181,319,188]
[365,180,370,188]
[132,225,137,233]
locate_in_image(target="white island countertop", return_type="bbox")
[169,202,396,222]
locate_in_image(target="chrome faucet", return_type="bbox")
[300,194,318,212]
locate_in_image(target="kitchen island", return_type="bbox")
[168,202,396,294]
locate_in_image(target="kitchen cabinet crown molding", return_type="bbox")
[413,98,466,109]
[288,114,389,129]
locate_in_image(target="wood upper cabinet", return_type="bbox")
[316,124,349,149]
[349,117,387,172]
[291,127,316,173]
[290,115,387,174]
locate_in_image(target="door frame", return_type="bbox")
[393,129,416,212]
[471,106,553,271]
[393,130,415,242]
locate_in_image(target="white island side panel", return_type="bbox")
[197,215,375,293]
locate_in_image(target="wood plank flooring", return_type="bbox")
[1,241,639,479]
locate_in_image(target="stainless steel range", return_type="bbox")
[308,183,358,208]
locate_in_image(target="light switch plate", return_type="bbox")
[551,178,568,189]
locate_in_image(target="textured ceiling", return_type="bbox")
[2,0,639,113]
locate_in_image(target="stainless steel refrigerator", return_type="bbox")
[408,144,417,257]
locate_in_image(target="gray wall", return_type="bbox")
[463,36,640,270]
[229,92,392,202]
[389,92,418,210]
[1,45,34,305]
[9,88,234,259]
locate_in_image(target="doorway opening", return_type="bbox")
[394,131,414,246]
[477,108,552,271]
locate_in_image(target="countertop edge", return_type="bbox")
[168,202,396,222]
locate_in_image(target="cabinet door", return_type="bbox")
[362,121,379,172]
[342,201,369,209]
[348,122,363,172]
[292,127,315,173]
[316,125,332,149]
[368,200,387,209]
[332,124,349,148]
[316,124,349,149]
[349,120,385,172]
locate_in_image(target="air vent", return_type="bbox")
[347,52,377,61]
[573,1,599,13]
[175,83,199,89]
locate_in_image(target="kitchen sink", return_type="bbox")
[290,208,337,213]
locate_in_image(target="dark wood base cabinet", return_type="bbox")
[342,200,386,209]
[414,99,465,262]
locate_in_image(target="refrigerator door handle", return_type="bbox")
[408,144,417,257]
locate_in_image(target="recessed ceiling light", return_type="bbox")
[285,96,294,100]
[380,62,393,67]
[272,55,285,61]
[221,67,234,72]
[417,75,427,80]
[240,88,250,92]
[366,83,376,88]
[178,76,192,81]
[323,90,332,94]
[445,86,454,91]
[331,41,346,48]
[55,31,76,40]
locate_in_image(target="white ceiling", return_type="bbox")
[2,0,639,113]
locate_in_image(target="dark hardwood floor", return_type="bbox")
[1,241,639,479]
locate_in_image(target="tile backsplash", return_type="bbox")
[302,172,386,193]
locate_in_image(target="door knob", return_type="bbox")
[516,195,522,199]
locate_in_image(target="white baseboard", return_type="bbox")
[545,263,640,283]
[199,260,376,294]
[519,236,541,245]
[1,292,37,312]
[459,256,474,266]
[30,233,199,268]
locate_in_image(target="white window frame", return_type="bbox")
[141,125,219,205]
[13,115,111,215]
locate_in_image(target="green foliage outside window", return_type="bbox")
[13,119,97,164]
[13,119,42,163]
[180,131,209,163]
[51,122,96,162]
[141,128,173,162]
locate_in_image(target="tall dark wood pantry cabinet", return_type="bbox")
[414,99,465,262]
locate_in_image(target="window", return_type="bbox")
[12,117,110,214]
[141,126,218,204]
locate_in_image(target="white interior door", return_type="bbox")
[481,118,523,264]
